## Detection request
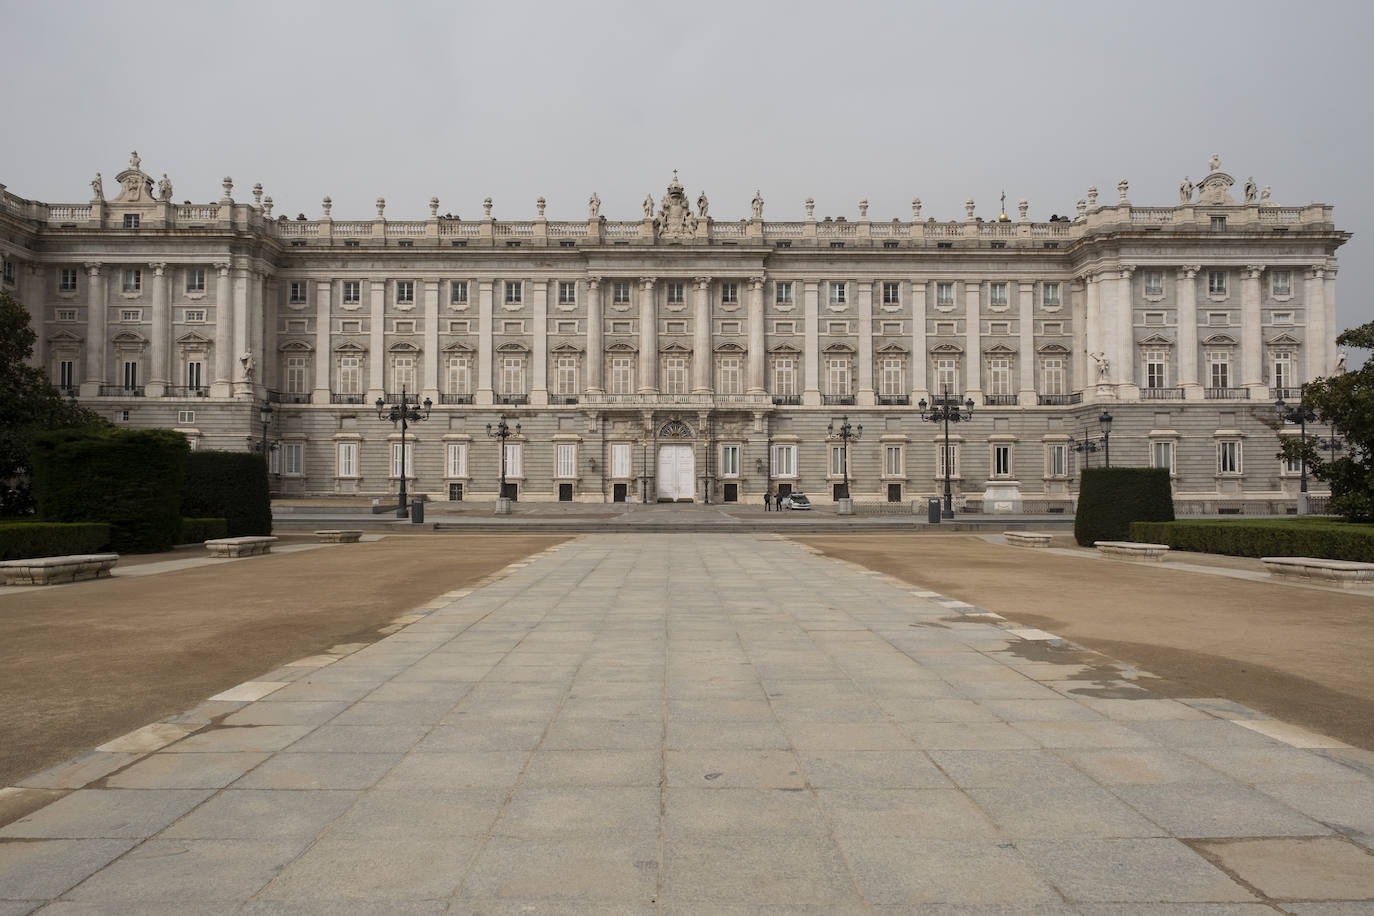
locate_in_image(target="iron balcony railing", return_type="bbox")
[1140,387,1184,399]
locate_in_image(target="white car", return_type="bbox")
[779,492,811,510]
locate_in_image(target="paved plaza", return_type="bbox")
[2,533,1374,912]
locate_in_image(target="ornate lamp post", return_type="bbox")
[486,414,520,514]
[376,387,432,519]
[1099,410,1114,467]
[1073,435,1099,470]
[918,388,974,519]
[826,415,862,504]
[1275,386,1316,514]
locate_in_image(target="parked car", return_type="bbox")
[780,492,811,510]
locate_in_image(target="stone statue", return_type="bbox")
[1179,176,1192,203]
[752,190,763,219]
[685,210,697,234]
[1209,153,1221,172]
[239,351,255,382]
[482,197,492,218]
[130,150,141,171]
[91,173,103,200]
[858,199,868,218]
[1087,186,1098,207]
[158,174,173,201]
[1336,351,1347,374]
[1091,352,1110,379]
[1244,177,1257,203]
[911,198,921,220]
[588,192,600,219]
[643,194,654,219]
[804,198,815,219]
[1260,185,1272,205]
[696,191,709,218]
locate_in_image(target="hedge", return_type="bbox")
[181,451,272,537]
[1074,467,1175,546]
[31,427,189,553]
[179,517,229,544]
[1130,519,1374,562]
[0,522,111,560]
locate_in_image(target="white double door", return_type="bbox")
[656,444,695,502]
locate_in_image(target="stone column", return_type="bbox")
[145,263,170,396]
[1017,281,1035,405]
[1323,264,1338,377]
[211,262,232,396]
[803,280,820,406]
[313,280,332,403]
[1241,265,1265,395]
[1177,266,1201,398]
[81,262,106,396]
[585,277,603,392]
[232,268,252,397]
[477,280,494,405]
[748,277,766,394]
[857,280,874,405]
[423,280,440,400]
[911,281,928,403]
[693,277,712,393]
[367,278,385,400]
[22,264,44,370]
[532,279,548,405]
[964,280,982,401]
[1116,266,1139,398]
[1083,273,1102,394]
[250,271,267,396]
[1306,266,1327,381]
[638,277,658,393]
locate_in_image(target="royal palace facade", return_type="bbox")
[0,155,1350,509]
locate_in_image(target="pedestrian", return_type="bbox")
[763,491,772,512]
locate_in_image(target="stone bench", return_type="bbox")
[1261,556,1374,589]
[204,536,278,558]
[1004,531,1054,548]
[1095,541,1170,561]
[0,554,119,586]
[314,529,363,544]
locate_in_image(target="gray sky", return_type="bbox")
[4,0,1370,358]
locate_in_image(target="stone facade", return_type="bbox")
[0,155,1350,509]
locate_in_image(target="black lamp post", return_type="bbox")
[257,402,273,455]
[641,433,649,504]
[918,387,974,519]
[1099,410,1114,467]
[376,386,432,518]
[1275,386,1316,513]
[486,414,520,501]
[1073,435,1099,470]
[826,415,862,500]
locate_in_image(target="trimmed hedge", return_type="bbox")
[181,451,272,537]
[31,427,189,553]
[179,517,229,544]
[1074,467,1175,546]
[1130,519,1374,562]
[0,522,111,560]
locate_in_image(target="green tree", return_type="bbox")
[0,289,106,515]
[1279,321,1374,522]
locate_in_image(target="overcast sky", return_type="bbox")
[4,0,1369,360]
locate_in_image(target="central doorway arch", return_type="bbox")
[656,418,695,502]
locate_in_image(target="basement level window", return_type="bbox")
[937,241,953,249]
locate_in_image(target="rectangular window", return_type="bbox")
[1144,350,1168,388]
[556,355,578,395]
[391,442,414,478]
[885,445,903,477]
[338,356,361,394]
[504,443,522,477]
[504,280,522,304]
[122,361,138,389]
[501,357,525,394]
[1143,272,1163,296]
[1047,442,1068,477]
[1271,270,1291,297]
[286,356,308,393]
[830,445,847,478]
[177,409,195,425]
[826,357,851,395]
[935,358,959,393]
[611,443,631,478]
[120,309,141,322]
[59,268,79,292]
[775,281,793,305]
[882,282,900,305]
[1211,216,1227,231]
[186,360,204,389]
[449,280,468,304]
[610,356,634,394]
[1042,282,1062,306]
[937,443,961,478]
[663,356,688,394]
[283,442,304,476]
[1217,440,1241,474]
[880,357,904,396]
[1208,271,1227,296]
[1041,358,1065,395]
[828,282,846,305]
[289,281,307,304]
[58,360,75,390]
[987,358,1011,395]
[57,309,78,321]
[936,282,954,307]
[447,355,470,394]
[396,280,415,304]
[613,282,630,304]
[714,444,739,478]
[1152,441,1175,475]
[717,357,741,395]
[123,269,141,292]
[123,213,140,229]
[992,444,1012,478]
[556,443,577,478]
[721,282,738,304]
[773,357,796,397]
[666,282,684,304]
[343,280,361,304]
[558,281,577,305]
[1272,311,1293,325]
[771,444,797,478]
[989,282,1008,307]
[1208,352,1230,389]
[1272,352,1293,392]
[185,309,205,322]
[392,356,416,393]
[337,441,358,478]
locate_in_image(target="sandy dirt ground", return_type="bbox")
[797,534,1374,753]
[0,533,565,788]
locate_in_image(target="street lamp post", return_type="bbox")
[918,387,975,519]
[1073,435,1099,470]
[376,386,432,519]
[826,415,862,508]
[1275,386,1317,515]
[1099,410,1113,467]
[257,402,273,455]
[486,414,520,514]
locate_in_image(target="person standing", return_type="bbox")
[763,491,772,512]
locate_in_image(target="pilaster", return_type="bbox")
[232,267,252,398]
[585,277,603,392]
[211,262,233,397]
[1241,265,1265,395]
[313,279,332,403]
[147,262,169,396]
[638,277,659,393]
[910,281,928,404]
[747,277,766,394]
[963,280,982,402]
[80,262,106,396]
[1304,265,1327,380]
[1116,266,1140,400]
[423,279,440,400]
[367,277,385,401]
[857,280,874,405]
[692,276,712,393]
[1177,266,1202,399]
[477,280,494,405]
[1017,280,1036,405]
[803,280,820,406]
[531,279,548,405]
